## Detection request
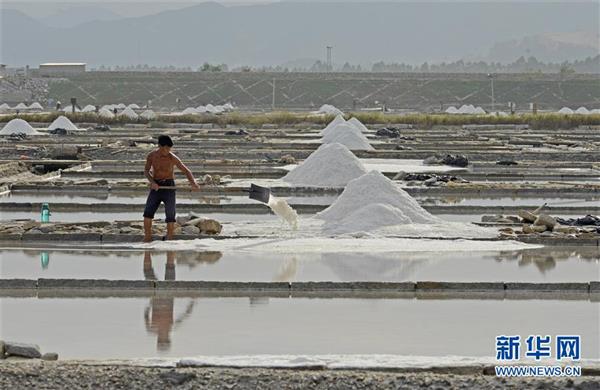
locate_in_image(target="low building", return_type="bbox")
[39,63,86,76]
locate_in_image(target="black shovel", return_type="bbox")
[246,183,271,204]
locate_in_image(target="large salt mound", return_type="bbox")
[282,143,368,187]
[347,117,369,133]
[323,203,412,234]
[320,114,346,136]
[322,123,373,151]
[317,170,439,225]
[48,115,79,131]
[0,119,42,135]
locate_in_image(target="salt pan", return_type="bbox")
[282,143,367,187]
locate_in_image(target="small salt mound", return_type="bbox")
[196,105,207,113]
[323,203,411,234]
[347,117,369,133]
[473,106,486,114]
[0,119,42,135]
[317,170,439,225]
[82,104,96,112]
[322,123,373,151]
[282,143,368,187]
[14,103,28,110]
[223,103,235,111]
[318,104,344,116]
[127,103,140,109]
[98,108,115,118]
[445,106,458,114]
[558,107,573,114]
[0,103,10,110]
[116,103,126,109]
[591,109,600,114]
[101,104,115,111]
[28,102,43,110]
[575,107,589,115]
[120,107,139,119]
[457,104,476,114]
[140,110,157,120]
[48,115,79,131]
[181,107,198,115]
[320,114,346,136]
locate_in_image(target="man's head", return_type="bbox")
[157,135,173,155]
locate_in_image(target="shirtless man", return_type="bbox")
[143,135,200,242]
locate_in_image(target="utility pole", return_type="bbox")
[272,78,276,110]
[326,46,333,72]
[487,73,496,112]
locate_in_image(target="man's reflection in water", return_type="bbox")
[143,251,195,351]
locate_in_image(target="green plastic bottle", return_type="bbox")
[41,203,50,223]
[41,252,49,269]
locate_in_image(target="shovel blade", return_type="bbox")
[249,183,271,204]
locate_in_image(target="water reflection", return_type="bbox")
[495,247,600,274]
[142,251,195,351]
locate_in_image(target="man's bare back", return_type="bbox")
[145,150,176,180]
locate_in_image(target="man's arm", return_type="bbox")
[173,155,200,190]
[145,154,159,190]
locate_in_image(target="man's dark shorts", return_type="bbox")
[143,179,176,223]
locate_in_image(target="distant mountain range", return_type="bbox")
[1,1,598,67]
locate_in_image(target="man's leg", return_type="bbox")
[143,189,161,242]
[164,188,177,240]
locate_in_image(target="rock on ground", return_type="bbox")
[0,363,597,390]
[3,342,42,359]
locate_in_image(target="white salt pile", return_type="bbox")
[0,103,10,111]
[445,106,458,114]
[62,105,81,113]
[282,143,367,187]
[127,103,140,109]
[347,117,369,133]
[322,122,373,151]
[140,110,157,120]
[14,103,28,110]
[28,102,43,110]
[120,107,139,119]
[0,119,42,135]
[82,104,96,112]
[317,104,344,116]
[317,171,440,233]
[182,107,198,115]
[575,107,590,115]
[98,108,115,118]
[196,105,207,113]
[48,115,79,131]
[267,195,298,230]
[116,103,126,109]
[473,106,486,114]
[558,107,574,114]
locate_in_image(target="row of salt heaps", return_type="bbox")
[0,102,44,112]
[178,103,235,115]
[557,107,600,115]
[445,105,486,114]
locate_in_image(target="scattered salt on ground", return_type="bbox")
[267,195,298,230]
[317,171,440,228]
[320,115,346,136]
[135,236,541,253]
[120,107,139,119]
[322,123,373,151]
[347,117,369,133]
[0,119,42,135]
[48,115,79,131]
[282,143,368,187]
